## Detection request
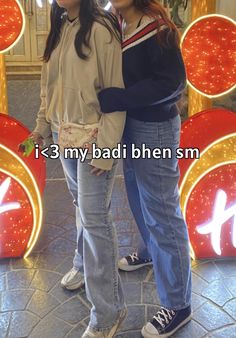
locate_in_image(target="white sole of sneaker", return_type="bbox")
[118,262,153,272]
[141,314,192,338]
[107,307,128,338]
[82,308,128,338]
[61,280,85,291]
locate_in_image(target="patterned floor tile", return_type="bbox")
[11,255,39,270]
[49,281,84,303]
[192,272,209,295]
[41,238,76,256]
[29,315,72,338]
[125,267,152,283]
[0,275,6,292]
[193,302,234,331]
[8,311,40,337]
[116,330,143,338]
[123,282,142,304]
[214,260,236,277]
[65,323,87,338]
[7,270,35,290]
[192,293,207,312]
[146,305,159,321]
[0,312,11,338]
[201,279,233,306]
[33,253,67,271]
[142,282,160,305]
[54,257,75,275]
[209,324,236,337]
[30,270,62,292]
[27,290,60,318]
[172,319,207,338]
[119,305,145,332]
[53,296,90,325]
[223,277,236,297]
[1,290,35,312]
[223,299,236,320]
[0,260,11,275]
[192,261,223,283]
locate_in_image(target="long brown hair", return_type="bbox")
[126,0,180,49]
[43,0,121,62]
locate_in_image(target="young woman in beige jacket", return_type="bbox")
[31,1,127,337]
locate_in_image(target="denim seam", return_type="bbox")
[169,117,188,307]
[88,162,121,329]
[105,167,120,309]
[157,123,187,309]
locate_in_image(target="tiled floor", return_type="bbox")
[0,80,236,338]
[1,177,236,338]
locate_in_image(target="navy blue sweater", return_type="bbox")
[98,18,186,122]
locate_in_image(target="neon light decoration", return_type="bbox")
[0,178,21,214]
[0,113,46,259]
[179,109,236,259]
[181,15,236,98]
[0,1,41,259]
[197,189,236,256]
[0,0,26,53]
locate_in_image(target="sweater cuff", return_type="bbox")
[89,157,114,171]
[33,124,52,140]
[98,87,125,113]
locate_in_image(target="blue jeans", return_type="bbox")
[52,132,125,330]
[122,115,192,310]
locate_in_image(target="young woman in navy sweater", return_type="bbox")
[98,1,192,337]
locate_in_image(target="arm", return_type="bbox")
[90,21,126,171]
[98,33,187,113]
[32,62,52,139]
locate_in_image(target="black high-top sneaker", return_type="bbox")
[141,306,192,338]
[118,252,152,271]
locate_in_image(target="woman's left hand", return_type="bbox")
[90,166,107,176]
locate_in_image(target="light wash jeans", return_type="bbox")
[122,114,192,310]
[52,132,125,330]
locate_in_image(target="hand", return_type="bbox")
[29,132,45,148]
[90,166,107,176]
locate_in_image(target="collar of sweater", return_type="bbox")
[62,12,80,26]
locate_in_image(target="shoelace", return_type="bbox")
[153,308,176,328]
[129,252,139,262]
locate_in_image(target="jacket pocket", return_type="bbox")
[61,87,101,125]
[79,90,101,122]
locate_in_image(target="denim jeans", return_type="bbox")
[122,114,192,310]
[52,132,125,330]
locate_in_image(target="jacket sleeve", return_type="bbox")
[90,22,126,171]
[33,62,52,139]
[98,34,187,113]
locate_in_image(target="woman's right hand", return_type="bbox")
[29,132,45,147]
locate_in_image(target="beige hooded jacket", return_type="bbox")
[33,16,126,170]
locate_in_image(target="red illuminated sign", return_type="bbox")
[181,14,236,97]
[0,113,46,258]
[0,0,25,53]
[179,108,236,259]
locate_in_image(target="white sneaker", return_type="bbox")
[61,267,85,290]
[82,307,127,338]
